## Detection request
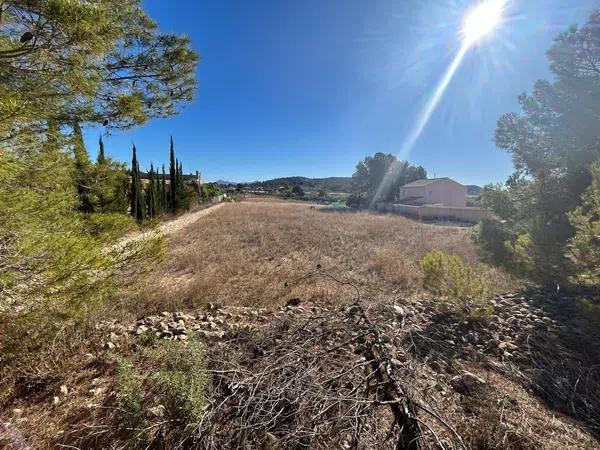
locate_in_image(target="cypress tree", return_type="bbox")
[178,161,184,190]
[130,145,144,222]
[169,137,176,212]
[154,167,162,215]
[161,164,167,213]
[130,145,138,219]
[97,136,106,164]
[175,157,180,200]
[72,122,93,213]
[146,163,157,219]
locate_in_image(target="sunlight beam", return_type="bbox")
[371,41,470,206]
[370,1,507,207]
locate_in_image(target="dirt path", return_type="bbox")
[116,202,227,248]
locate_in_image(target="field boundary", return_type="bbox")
[375,202,495,223]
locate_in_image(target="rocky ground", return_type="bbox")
[85,290,599,449]
[3,290,599,449]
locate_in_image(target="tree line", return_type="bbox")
[130,137,202,222]
[476,9,600,293]
[0,0,199,362]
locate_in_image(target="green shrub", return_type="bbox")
[473,219,516,268]
[116,358,145,429]
[567,162,600,290]
[146,338,208,423]
[421,250,493,321]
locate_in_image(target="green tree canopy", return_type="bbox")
[0,0,198,141]
[478,10,600,288]
[351,152,427,205]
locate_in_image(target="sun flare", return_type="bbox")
[462,0,506,44]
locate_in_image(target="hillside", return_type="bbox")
[466,185,482,196]
[219,177,482,197]
[240,176,353,192]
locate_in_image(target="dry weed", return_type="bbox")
[125,199,517,315]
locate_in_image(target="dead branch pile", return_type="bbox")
[193,302,465,450]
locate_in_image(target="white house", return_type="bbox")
[399,177,467,207]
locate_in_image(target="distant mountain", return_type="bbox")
[246,176,353,193]
[466,185,482,196]
[217,176,479,195]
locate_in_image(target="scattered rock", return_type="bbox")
[450,371,486,395]
[60,385,68,395]
[136,325,149,335]
[286,298,301,307]
[498,341,518,352]
[149,404,165,417]
[392,305,405,318]
[104,341,116,350]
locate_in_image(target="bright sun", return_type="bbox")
[462,0,506,44]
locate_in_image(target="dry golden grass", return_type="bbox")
[128,198,517,314]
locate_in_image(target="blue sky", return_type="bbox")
[83,0,598,185]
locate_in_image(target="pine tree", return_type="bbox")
[0,1,199,141]
[169,137,177,212]
[97,136,106,165]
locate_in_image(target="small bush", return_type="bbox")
[421,250,493,321]
[146,338,208,423]
[473,219,516,267]
[116,358,145,429]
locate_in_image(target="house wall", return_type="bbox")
[399,186,426,201]
[425,180,467,207]
[376,203,495,223]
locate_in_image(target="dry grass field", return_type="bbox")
[127,198,517,315]
[5,199,600,450]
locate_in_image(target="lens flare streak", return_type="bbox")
[370,0,507,207]
[371,41,470,206]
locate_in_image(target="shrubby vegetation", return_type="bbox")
[476,10,600,291]
[421,250,493,322]
[0,0,198,370]
[567,162,600,290]
[114,338,208,436]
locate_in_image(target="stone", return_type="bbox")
[265,432,279,449]
[498,341,518,352]
[52,396,60,405]
[60,385,68,395]
[104,341,116,350]
[392,305,405,318]
[450,371,486,395]
[286,298,301,307]
[12,408,23,417]
[390,358,403,367]
[136,325,149,335]
[89,387,104,397]
[149,404,165,417]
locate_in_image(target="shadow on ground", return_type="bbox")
[406,291,600,440]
